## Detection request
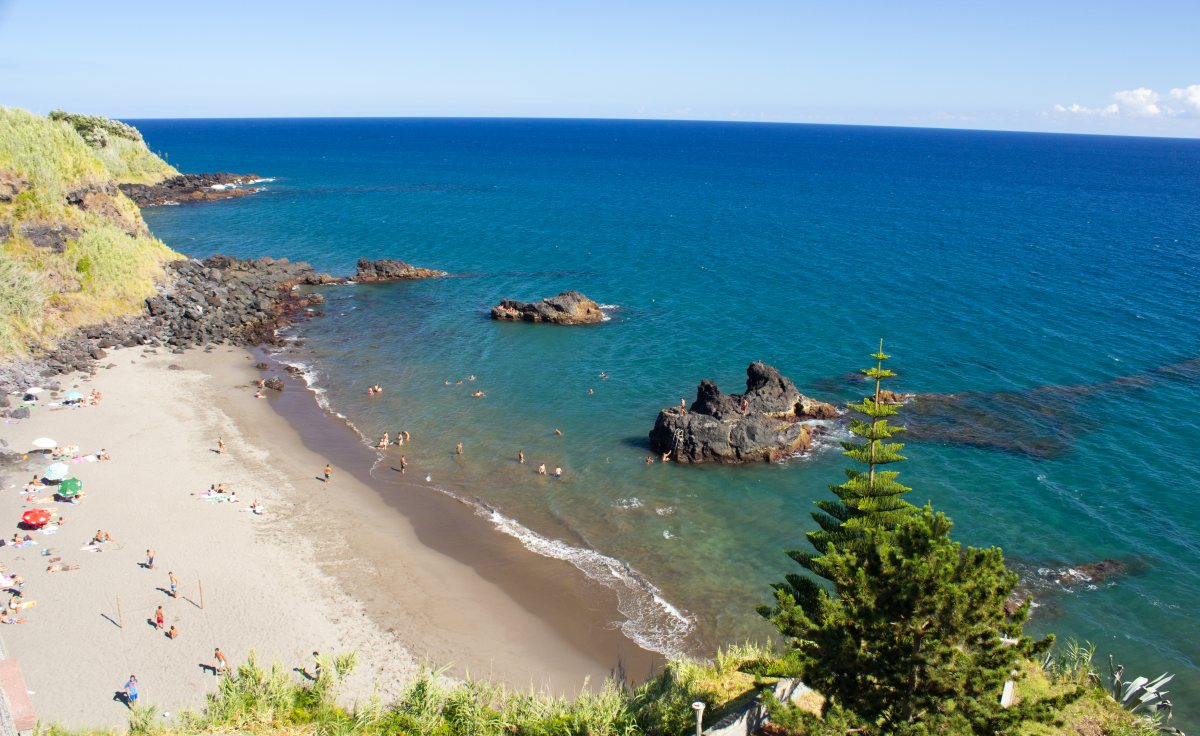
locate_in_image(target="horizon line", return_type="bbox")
[79,112,1200,143]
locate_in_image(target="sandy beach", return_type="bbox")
[0,346,660,728]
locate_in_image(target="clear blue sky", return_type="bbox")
[2,0,1198,137]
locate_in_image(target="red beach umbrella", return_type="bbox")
[21,509,51,529]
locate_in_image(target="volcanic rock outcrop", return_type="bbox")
[649,362,838,464]
[118,173,266,207]
[490,291,603,325]
[353,258,446,282]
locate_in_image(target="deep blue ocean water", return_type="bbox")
[134,118,1200,715]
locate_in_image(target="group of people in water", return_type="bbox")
[358,369,645,485]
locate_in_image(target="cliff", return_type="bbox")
[0,107,180,356]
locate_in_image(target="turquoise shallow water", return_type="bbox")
[135,118,1200,719]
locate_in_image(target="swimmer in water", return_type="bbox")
[553,467,562,478]
[518,450,525,463]
[537,463,547,475]
[554,428,562,436]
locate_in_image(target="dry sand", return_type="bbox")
[0,346,660,728]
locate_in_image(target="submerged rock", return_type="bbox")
[353,258,446,282]
[490,291,604,325]
[649,362,838,464]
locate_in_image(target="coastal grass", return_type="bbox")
[0,106,180,356]
[29,642,1168,736]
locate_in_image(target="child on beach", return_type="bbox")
[323,464,332,483]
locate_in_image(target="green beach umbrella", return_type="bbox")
[57,477,82,497]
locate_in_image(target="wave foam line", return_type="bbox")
[270,344,694,657]
[475,501,695,656]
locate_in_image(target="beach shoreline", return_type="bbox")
[0,345,661,728]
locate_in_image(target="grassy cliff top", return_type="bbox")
[0,107,180,356]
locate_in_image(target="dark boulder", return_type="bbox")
[490,291,604,325]
[649,362,838,464]
[353,258,446,282]
[264,377,284,391]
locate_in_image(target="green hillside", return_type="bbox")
[0,107,180,356]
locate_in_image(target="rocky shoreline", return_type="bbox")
[118,173,269,207]
[0,255,444,402]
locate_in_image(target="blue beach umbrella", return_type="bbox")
[65,391,85,400]
[43,463,69,481]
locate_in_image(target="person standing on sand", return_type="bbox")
[145,549,155,570]
[123,675,138,707]
[323,464,332,484]
[218,436,225,454]
[214,647,232,676]
[154,605,164,630]
[168,571,179,599]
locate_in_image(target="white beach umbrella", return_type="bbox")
[24,387,44,394]
[31,438,57,449]
[43,463,69,481]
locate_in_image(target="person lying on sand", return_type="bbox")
[7,593,35,611]
[45,563,79,573]
[0,574,23,590]
[0,610,25,624]
[98,448,111,461]
[24,476,44,492]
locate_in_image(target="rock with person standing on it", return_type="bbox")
[490,291,604,325]
[649,362,838,464]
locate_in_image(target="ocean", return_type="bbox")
[133,117,1200,714]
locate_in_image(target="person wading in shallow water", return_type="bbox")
[455,442,463,455]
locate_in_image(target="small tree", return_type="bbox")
[759,344,1068,734]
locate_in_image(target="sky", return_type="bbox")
[1,0,1198,137]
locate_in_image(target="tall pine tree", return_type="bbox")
[758,344,1068,735]
[811,339,914,553]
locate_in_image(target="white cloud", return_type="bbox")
[1053,84,1200,119]
[1168,85,1200,115]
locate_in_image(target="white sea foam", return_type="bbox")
[655,506,676,516]
[662,529,676,540]
[615,497,643,510]
[248,178,276,184]
[209,183,231,190]
[436,500,698,656]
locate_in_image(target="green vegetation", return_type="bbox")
[0,107,179,356]
[758,344,1071,734]
[47,110,178,184]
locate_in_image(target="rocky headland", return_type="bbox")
[118,172,268,206]
[649,362,838,464]
[490,291,604,325]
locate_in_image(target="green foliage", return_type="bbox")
[760,345,1071,735]
[49,110,145,144]
[0,251,48,355]
[795,341,915,574]
[45,110,177,184]
[0,107,108,210]
[0,106,179,356]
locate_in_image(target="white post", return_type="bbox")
[692,701,705,736]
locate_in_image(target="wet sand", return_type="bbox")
[0,346,660,728]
